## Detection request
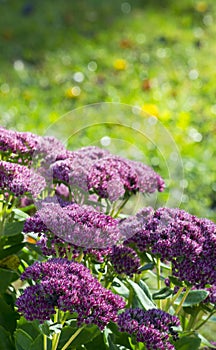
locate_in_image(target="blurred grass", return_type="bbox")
[0,0,216,222]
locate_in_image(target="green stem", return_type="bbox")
[44,334,47,350]
[168,286,184,311]
[186,309,200,331]
[175,286,191,316]
[61,326,85,350]
[156,257,162,309]
[19,203,35,212]
[76,249,84,263]
[194,310,216,331]
[52,309,60,350]
[113,197,130,217]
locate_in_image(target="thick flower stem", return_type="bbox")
[175,286,191,316]
[52,309,61,350]
[113,197,130,217]
[156,257,162,309]
[43,334,47,350]
[186,309,200,331]
[194,310,216,331]
[61,326,85,350]
[76,250,84,263]
[167,286,184,311]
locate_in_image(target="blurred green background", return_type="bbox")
[0,0,216,220]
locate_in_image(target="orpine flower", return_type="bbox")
[16,259,125,329]
[110,245,141,277]
[0,160,46,197]
[37,232,112,262]
[0,126,66,165]
[87,155,164,201]
[24,199,121,248]
[50,146,110,192]
[118,308,180,350]
[124,207,216,286]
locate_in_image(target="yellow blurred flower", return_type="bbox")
[113,59,127,71]
[141,103,159,117]
[23,90,33,101]
[177,111,190,130]
[195,1,208,13]
[159,110,172,121]
[65,86,81,98]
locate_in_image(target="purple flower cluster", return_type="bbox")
[50,146,110,192]
[0,160,46,197]
[23,199,121,248]
[50,146,164,202]
[110,245,141,277]
[118,308,180,350]
[16,259,125,329]
[0,126,65,165]
[37,232,112,262]
[0,126,39,162]
[87,156,138,200]
[87,156,164,201]
[124,208,216,286]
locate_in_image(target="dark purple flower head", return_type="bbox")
[87,156,138,201]
[23,199,121,248]
[37,232,112,262]
[0,161,46,197]
[50,146,110,193]
[110,245,141,277]
[75,146,110,160]
[125,207,216,286]
[87,155,164,201]
[17,259,125,328]
[127,160,165,193]
[0,126,66,166]
[118,308,180,350]
[0,127,39,161]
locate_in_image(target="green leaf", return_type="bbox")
[138,262,154,272]
[14,329,33,350]
[111,278,129,298]
[3,222,24,237]
[103,327,119,350]
[29,334,44,350]
[57,324,100,349]
[175,290,209,307]
[138,279,154,302]
[85,333,107,350]
[0,325,15,350]
[12,209,30,221]
[168,276,184,287]
[0,295,18,333]
[0,267,19,293]
[175,334,201,350]
[127,279,156,310]
[17,318,41,340]
[40,321,51,336]
[152,287,173,300]
[107,323,133,349]
[198,334,216,349]
[0,243,25,260]
[183,306,200,316]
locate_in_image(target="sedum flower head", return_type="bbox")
[0,160,46,197]
[118,308,180,350]
[110,245,141,277]
[23,199,121,248]
[0,126,65,165]
[87,155,164,201]
[16,258,125,329]
[124,207,216,286]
